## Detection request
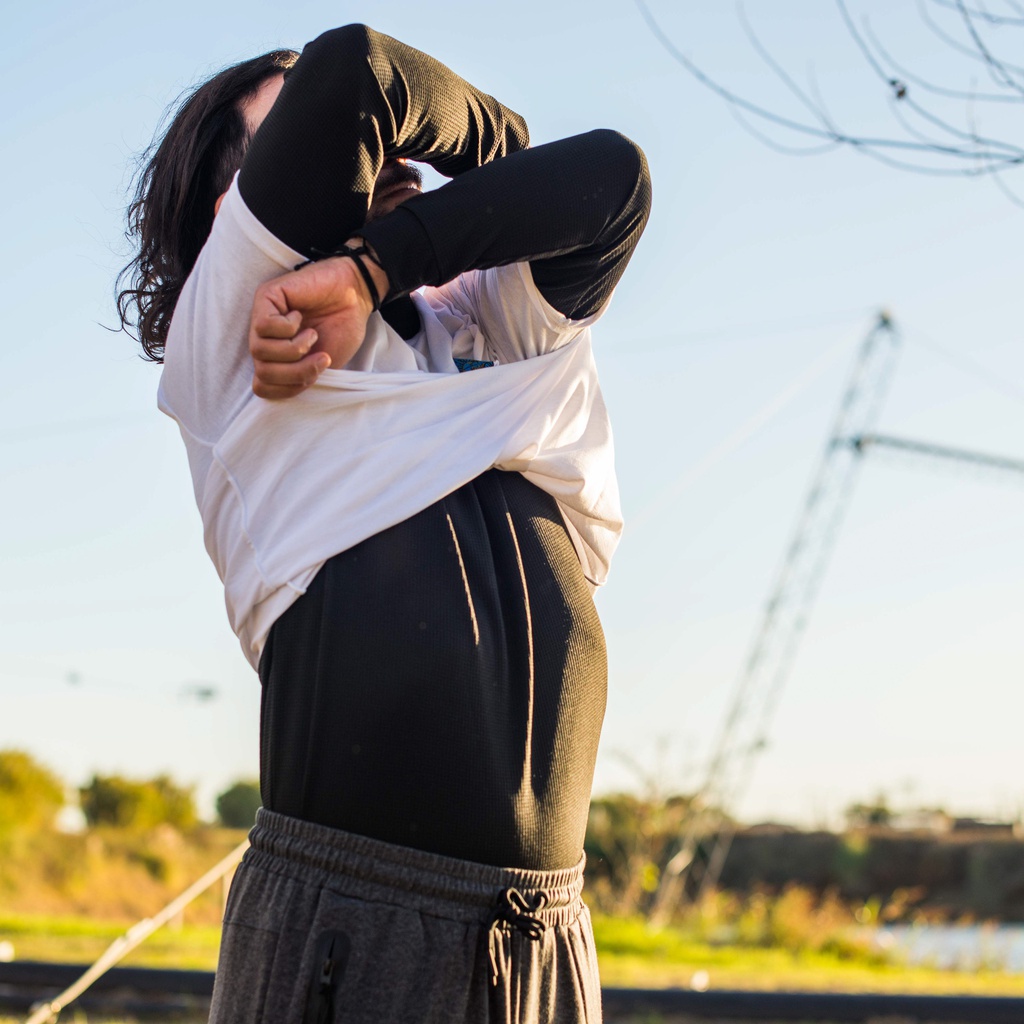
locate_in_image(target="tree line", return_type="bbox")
[9,748,1019,921]
[0,749,262,836]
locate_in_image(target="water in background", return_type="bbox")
[872,925,1024,973]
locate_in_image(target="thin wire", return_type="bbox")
[909,331,1024,406]
[611,306,876,351]
[806,63,840,131]
[864,17,1021,102]
[885,90,969,151]
[953,0,1024,93]
[919,0,1024,74]
[738,1,839,132]
[742,6,952,167]
[633,0,1024,172]
[932,0,1024,24]
[837,0,1024,155]
[1,655,220,701]
[829,136,993,175]
[964,77,1024,205]
[986,158,1024,205]
[630,332,855,531]
[797,60,982,179]
[727,104,843,157]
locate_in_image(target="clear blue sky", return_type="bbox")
[2,0,1021,825]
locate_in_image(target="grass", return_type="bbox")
[4,910,1024,996]
[0,912,220,971]
[592,913,1024,995]
[0,919,1021,1024]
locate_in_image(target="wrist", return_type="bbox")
[359,210,439,297]
[345,237,391,308]
[294,240,391,312]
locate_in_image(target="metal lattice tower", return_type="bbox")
[650,312,902,923]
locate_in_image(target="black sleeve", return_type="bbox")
[241,25,651,322]
[239,24,529,256]
[361,128,651,320]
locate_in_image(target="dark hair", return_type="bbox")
[116,49,299,362]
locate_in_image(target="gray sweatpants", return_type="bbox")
[209,809,602,1023]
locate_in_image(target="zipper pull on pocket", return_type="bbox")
[304,929,351,1024]
[318,955,335,990]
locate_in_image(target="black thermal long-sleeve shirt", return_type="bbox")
[240,24,650,323]
[241,25,651,870]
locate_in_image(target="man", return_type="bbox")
[119,22,650,1024]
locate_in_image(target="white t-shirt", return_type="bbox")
[159,179,622,669]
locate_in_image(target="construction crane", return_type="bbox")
[650,312,1024,923]
[845,433,1024,477]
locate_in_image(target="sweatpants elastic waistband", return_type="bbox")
[246,808,587,929]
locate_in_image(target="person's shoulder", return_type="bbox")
[213,179,306,271]
[160,180,306,440]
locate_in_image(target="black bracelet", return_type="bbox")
[293,243,384,312]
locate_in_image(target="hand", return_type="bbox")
[248,253,388,399]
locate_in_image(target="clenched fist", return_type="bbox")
[248,250,390,399]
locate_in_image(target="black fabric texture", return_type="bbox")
[362,128,651,320]
[258,471,607,871]
[239,24,651,320]
[239,24,529,259]
[238,23,649,870]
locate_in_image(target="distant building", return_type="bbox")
[887,809,952,834]
[844,806,1019,837]
[949,817,1017,836]
[742,821,801,835]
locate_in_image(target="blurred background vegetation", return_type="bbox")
[3,749,1024,994]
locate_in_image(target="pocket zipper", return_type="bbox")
[304,929,350,1024]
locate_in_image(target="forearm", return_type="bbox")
[239,24,529,256]
[360,129,652,320]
